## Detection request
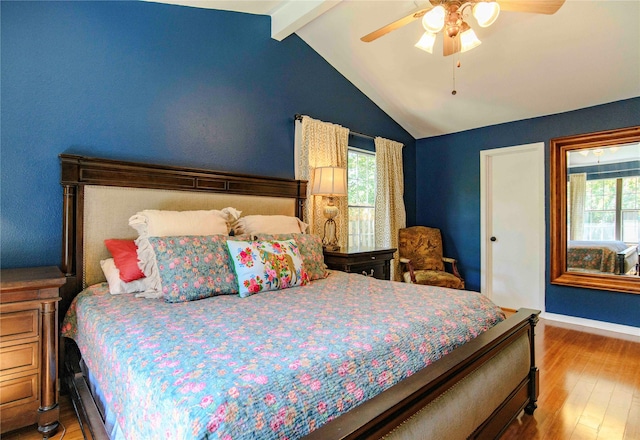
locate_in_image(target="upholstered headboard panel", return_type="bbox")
[82,185,296,286]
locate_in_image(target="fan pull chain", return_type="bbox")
[452,54,461,95]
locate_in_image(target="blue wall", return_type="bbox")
[415,98,640,327]
[1,1,415,269]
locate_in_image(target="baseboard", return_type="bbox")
[541,312,640,337]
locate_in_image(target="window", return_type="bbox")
[584,176,640,242]
[347,148,375,248]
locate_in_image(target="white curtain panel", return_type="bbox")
[294,115,349,249]
[374,137,407,281]
[569,173,586,241]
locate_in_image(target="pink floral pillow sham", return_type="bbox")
[148,235,239,303]
[226,239,309,297]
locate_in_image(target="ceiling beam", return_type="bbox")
[271,0,342,41]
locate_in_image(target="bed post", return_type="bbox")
[525,312,539,415]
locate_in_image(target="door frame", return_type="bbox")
[480,142,546,312]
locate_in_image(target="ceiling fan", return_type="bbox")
[361,0,565,56]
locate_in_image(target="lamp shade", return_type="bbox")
[460,24,481,53]
[415,32,437,54]
[311,166,347,196]
[473,1,500,28]
[422,5,446,34]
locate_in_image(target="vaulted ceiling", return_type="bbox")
[148,0,640,139]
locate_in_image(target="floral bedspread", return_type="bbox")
[62,271,505,440]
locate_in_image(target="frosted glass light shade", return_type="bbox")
[473,1,500,28]
[422,5,445,34]
[460,27,481,53]
[311,167,347,196]
[415,32,437,53]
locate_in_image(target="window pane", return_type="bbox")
[349,206,375,248]
[584,211,615,240]
[622,177,640,210]
[348,149,376,248]
[622,210,640,243]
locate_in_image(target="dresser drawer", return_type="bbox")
[0,373,38,408]
[1,342,39,376]
[0,309,39,343]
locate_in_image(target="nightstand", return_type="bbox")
[323,247,396,280]
[0,266,65,437]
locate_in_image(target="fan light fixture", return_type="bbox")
[459,23,481,52]
[473,1,500,27]
[417,1,500,55]
[422,5,446,33]
[415,32,437,53]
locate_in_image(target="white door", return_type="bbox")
[480,143,545,311]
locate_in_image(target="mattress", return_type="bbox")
[62,270,505,439]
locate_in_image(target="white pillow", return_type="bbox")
[127,208,241,298]
[234,215,307,235]
[128,209,231,237]
[100,258,148,295]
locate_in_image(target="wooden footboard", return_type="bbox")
[62,309,539,440]
[305,308,540,440]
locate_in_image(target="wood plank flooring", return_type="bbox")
[3,318,639,440]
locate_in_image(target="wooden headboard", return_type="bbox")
[59,154,307,319]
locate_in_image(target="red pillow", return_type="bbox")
[104,239,145,282]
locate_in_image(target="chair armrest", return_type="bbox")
[399,258,416,283]
[442,257,463,280]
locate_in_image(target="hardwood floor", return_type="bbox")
[500,318,640,440]
[3,318,638,440]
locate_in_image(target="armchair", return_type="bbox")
[398,226,465,289]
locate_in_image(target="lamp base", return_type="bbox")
[323,244,341,252]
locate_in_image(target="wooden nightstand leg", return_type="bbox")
[38,299,59,437]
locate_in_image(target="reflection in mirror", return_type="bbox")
[550,126,640,294]
[566,144,640,275]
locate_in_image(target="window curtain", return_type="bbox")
[374,137,406,281]
[569,173,586,241]
[294,115,349,249]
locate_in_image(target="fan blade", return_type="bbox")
[361,7,430,42]
[498,0,565,14]
[443,33,460,56]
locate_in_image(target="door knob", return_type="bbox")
[490,236,497,242]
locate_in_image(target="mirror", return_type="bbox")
[550,126,640,293]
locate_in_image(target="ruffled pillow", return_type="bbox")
[128,208,240,298]
[255,233,327,280]
[232,215,307,236]
[226,239,309,297]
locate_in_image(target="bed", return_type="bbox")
[59,154,540,440]
[567,240,639,275]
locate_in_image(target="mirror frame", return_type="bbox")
[550,125,640,294]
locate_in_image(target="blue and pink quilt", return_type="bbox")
[62,270,504,439]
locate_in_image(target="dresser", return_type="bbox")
[0,266,65,436]
[323,247,396,280]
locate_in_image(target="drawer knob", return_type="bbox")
[371,256,376,260]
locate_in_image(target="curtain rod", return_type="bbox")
[294,114,376,141]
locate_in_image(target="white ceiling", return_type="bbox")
[149,0,640,139]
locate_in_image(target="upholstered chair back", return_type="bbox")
[398,226,445,272]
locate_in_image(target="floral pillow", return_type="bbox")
[255,233,327,280]
[226,239,309,297]
[147,235,239,303]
